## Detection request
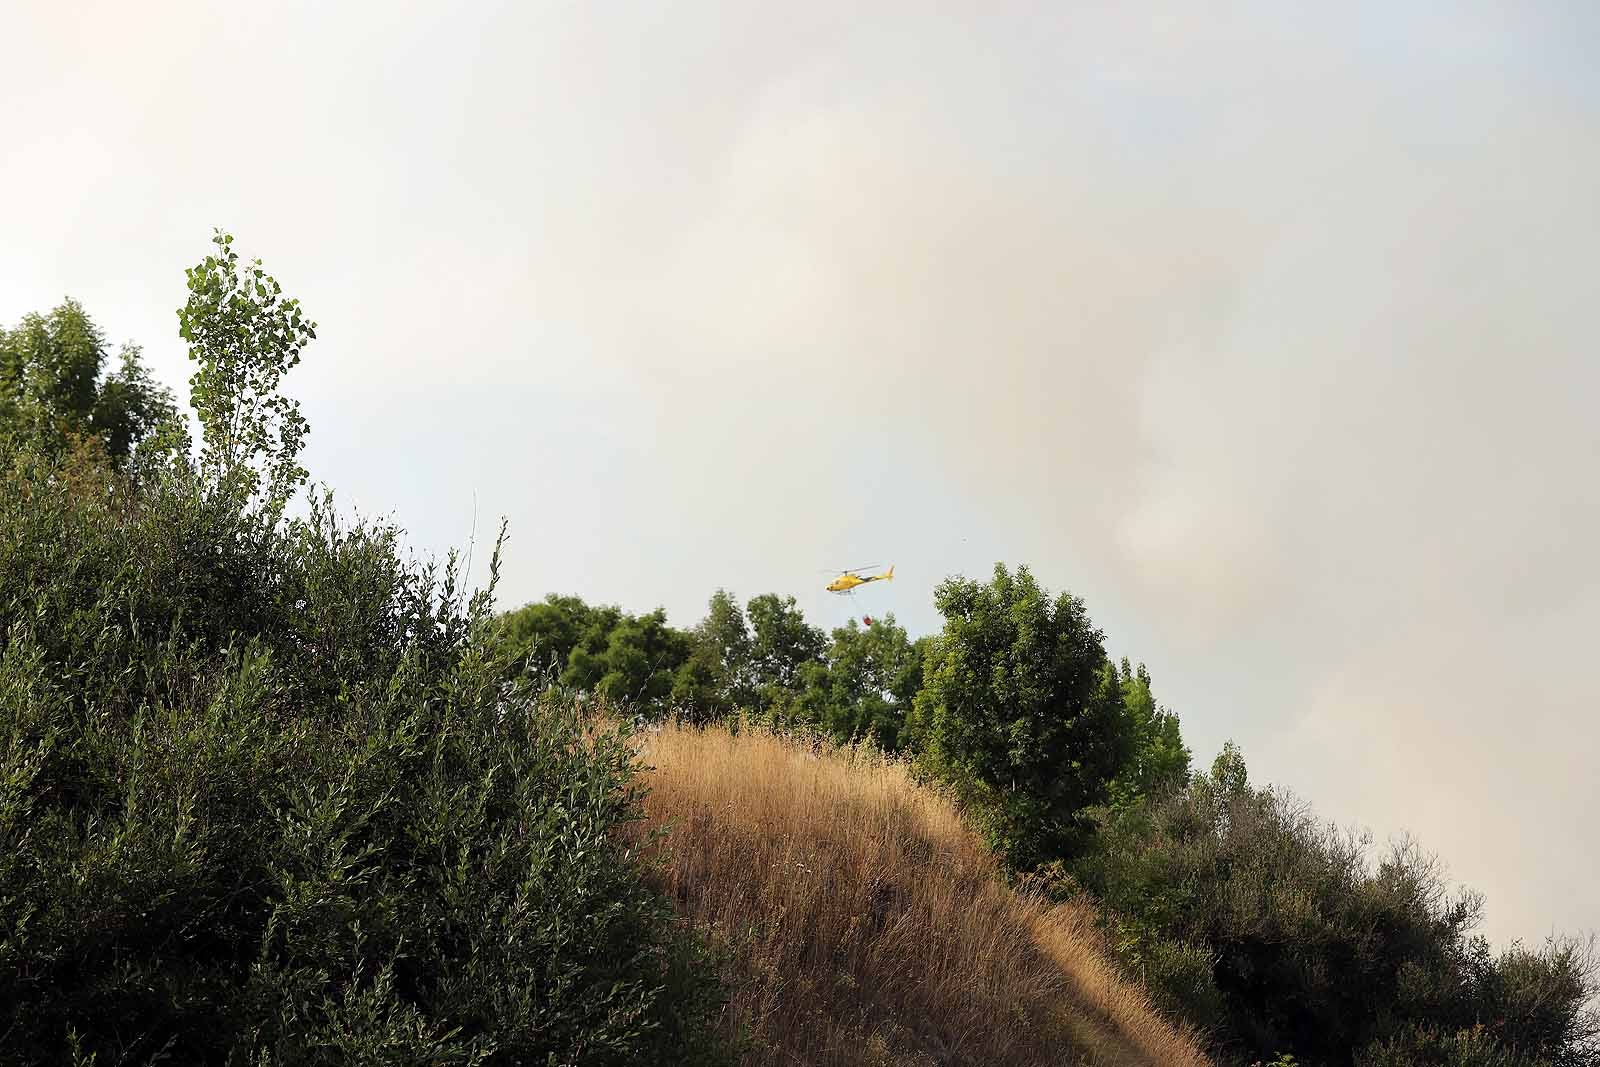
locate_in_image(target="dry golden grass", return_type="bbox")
[632,721,1213,1067]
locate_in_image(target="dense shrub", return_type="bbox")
[1354,1024,1537,1067]
[1072,746,1599,1066]
[0,454,730,1065]
[1,230,731,1064]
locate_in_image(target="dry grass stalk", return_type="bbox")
[632,720,1213,1067]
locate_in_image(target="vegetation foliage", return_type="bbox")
[1071,748,1600,1066]
[0,235,729,1065]
[4,231,1595,1066]
[0,297,178,466]
[497,553,1599,1067]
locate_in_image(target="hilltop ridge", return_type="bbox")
[634,720,1212,1066]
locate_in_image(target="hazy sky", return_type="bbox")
[4,1,1596,951]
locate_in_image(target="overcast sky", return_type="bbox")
[4,0,1596,952]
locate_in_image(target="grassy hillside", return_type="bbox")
[633,720,1211,1067]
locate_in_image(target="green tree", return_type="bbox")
[498,593,604,678]
[592,608,692,715]
[1209,739,1249,796]
[499,597,691,718]
[177,229,316,511]
[668,646,726,723]
[671,590,756,722]
[699,589,755,705]
[0,298,178,464]
[812,614,925,750]
[746,593,827,700]
[908,563,1132,868]
[559,602,627,689]
[1105,658,1192,809]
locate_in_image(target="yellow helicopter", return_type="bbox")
[825,564,894,594]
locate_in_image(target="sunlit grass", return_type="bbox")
[631,719,1213,1066]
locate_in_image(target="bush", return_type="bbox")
[1356,1023,1542,1067]
[1072,746,1599,1066]
[0,437,729,1063]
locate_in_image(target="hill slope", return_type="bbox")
[635,722,1212,1067]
